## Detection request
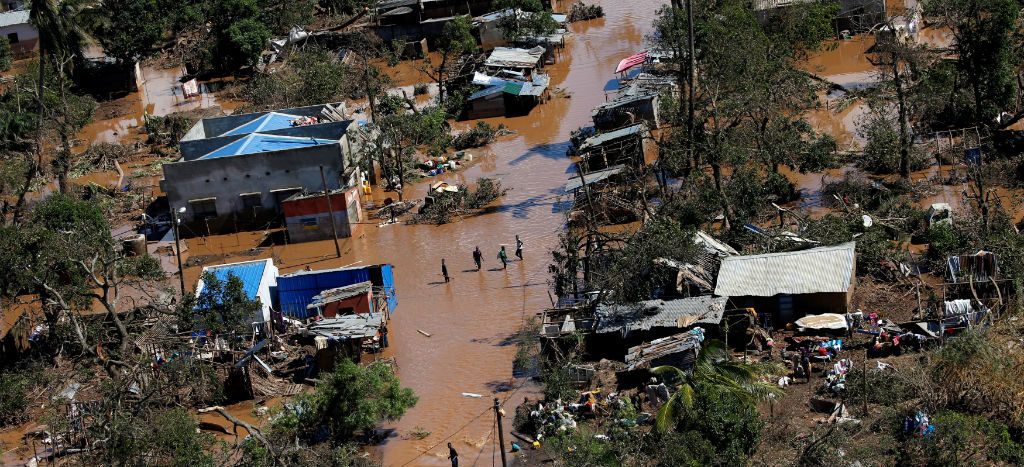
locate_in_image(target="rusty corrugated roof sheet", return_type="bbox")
[714,242,856,297]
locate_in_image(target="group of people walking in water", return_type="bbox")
[440,235,524,283]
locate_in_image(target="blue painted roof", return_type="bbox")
[222,112,302,136]
[200,260,268,300]
[201,133,337,159]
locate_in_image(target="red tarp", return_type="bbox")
[615,51,648,74]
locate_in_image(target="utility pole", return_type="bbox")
[171,207,186,295]
[319,165,342,258]
[493,398,508,467]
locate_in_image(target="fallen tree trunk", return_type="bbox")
[198,406,274,452]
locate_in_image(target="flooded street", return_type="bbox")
[171,0,661,464]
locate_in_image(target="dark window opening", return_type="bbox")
[190,199,218,219]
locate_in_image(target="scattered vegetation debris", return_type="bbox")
[567,2,604,22]
[451,121,507,150]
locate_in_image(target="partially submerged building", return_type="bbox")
[281,187,363,243]
[482,46,547,76]
[161,103,363,224]
[714,242,857,326]
[592,74,676,131]
[575,123,651,171]
[196,259,280,325]
[466,71,550,118]
[275,264,397,319]
[475,9,567,50]
[305,281,377,317]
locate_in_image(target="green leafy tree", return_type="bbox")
[857,105,928,175]
[650,340,779,433]
[0,194,162,353]
[371,106,451,201]
[924,0,1020,129]
[599,217,700,303]
[495,0,558,42]
[98,0,165,87]
[209,0,271,70]
[276,359,417,442]
[244,48,351,110]
[182,271,262,338]
[423,15,477,109]
[651,0,833,230]
[28,0,91,170]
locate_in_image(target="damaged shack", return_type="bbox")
[714,242,857,327]
[572,123,652,171]
[275,264,398,319]
[592,73,676,131]
[467,70,550,118]
[592,295,727,352]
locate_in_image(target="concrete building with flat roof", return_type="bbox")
[161,103,366,223]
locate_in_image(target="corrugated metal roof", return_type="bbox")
[714,242,856,297]
[579,123,646,150]
[595,295,727,334]
[198,259,269,300]
[485,46,545,69]
[564,165,626,192]
[0,10,29,28]
[468,85,504,101]
[307,281,373,309]
[201,133,336,159]
[221,112,303,136]
[625,331,702,371]
[277,265,373,317]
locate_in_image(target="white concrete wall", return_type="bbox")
[0,22,38,56]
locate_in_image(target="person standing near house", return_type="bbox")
[473,246,483,271]
[441,259,450,283]
[515,235,524,261]
[448,442,459,467]
[497,246,508,269]
[380,324,389,348]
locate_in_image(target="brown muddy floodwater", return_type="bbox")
[176,1,661,464]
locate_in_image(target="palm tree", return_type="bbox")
[650,339,782,432]
[28,0,91,171]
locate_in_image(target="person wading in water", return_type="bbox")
[497,246,508,269]
[473,246,483,271]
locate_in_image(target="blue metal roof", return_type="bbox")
[201,133,337,159]
[200,260,268,300]
[222,112,302,136]
[276,264,397,318]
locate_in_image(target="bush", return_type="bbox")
[413,83,429,95]
[856,107,929,175]
[464,177,506,209]
[145,112,197,146]
[0,38,11,72]
[451,121,502,150]
[898,410,1024,465]
[0,369,30,427]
